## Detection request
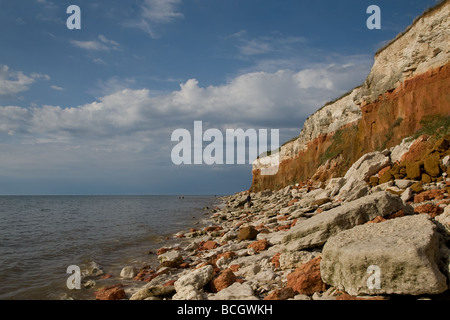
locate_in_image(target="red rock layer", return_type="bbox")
[251,62,450,192]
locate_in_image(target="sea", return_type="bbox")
[0,195,221,300]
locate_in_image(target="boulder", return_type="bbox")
[158,250,183,268]
[424,152,441,177]
[208,282,259,300]
[325,177,346,197]
[344,151,390,182]
[435,206,450,235]
[406,161,422,180]
[282,192,406,251]
[172,265,214,300]
[320,215,448,296]
[120,266,137,279]
[237,225,259,241]
[174,265,214,291]
[390,138,414,163]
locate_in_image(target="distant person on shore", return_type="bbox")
[246,194,252,206]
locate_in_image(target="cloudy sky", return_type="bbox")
[0,0,440,195]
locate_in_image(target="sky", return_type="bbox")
[0,0,442,195]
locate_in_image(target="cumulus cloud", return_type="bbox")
[0,65,50,98]
[0,58,371,193]
[0,59,369,143]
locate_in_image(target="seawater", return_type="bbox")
[0,195,219,300]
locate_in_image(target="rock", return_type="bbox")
[410,182,424,193]
[325,177,346,196]
[311,198,331,206]
[82,261,104,278]
[337,177,369,202]
[379,170,394,184]
[208,282,259,300]
[200,240,219,251]
[158,250,183,268]
[279,251,320,270]
[286,257,328,295]
[208,269,237,293]
[414,203,444,218]
[249,269,277,284]
[401,187,414,202]
[94,284,126,300]
[435,206,450,235]
[282,192,406,251]
[120,266,137,279]
[172,265,215,300]
[320,215,448,295]
[247,239,270,253]
[390,138,414,163]
[344,151,390,182]
[443,155,450,167]
[264,287,295,300]
[369,176,379,187]
[174,265,214,291]
[433,138,449,153]
[422,173,432,183]
[237,225,259,241]
[172,285,206,300]
[406,161,422,180]
[424,152,441,177]
[129,285,175,300]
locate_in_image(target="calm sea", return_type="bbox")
[0,195,220,300]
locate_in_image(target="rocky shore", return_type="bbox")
[85,134,450,300]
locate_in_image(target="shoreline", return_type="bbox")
[83,137,450,301]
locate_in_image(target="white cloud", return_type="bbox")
[0,65,49,97]
[70,35,120,51]
[0,58,370,143]
[50,85,65,91]
[229,31,307,57]
[129,0,184,38]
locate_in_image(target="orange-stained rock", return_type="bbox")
[204,226,223,232]
[414,204,444,218]
[200,240,219,251]
[286,256,328,295]
[208,269,237,293]
[264,287,295,300]
[217,251,236,260]
[271,252,281,269]
[366,216,387,224]
[247,239,270,253]
[229,264,240,272]
[94,284,126,300]
[414,189,445,203]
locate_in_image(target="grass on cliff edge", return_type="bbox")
[408,115,450,141]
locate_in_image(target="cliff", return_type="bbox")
[251,0,450,191]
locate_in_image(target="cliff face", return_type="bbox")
[251,0,450,191]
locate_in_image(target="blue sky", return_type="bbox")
[0,0,441,195]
